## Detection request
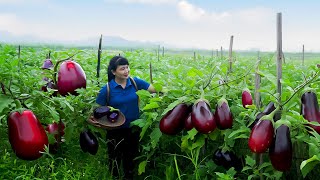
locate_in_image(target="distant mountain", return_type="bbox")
[0,30,166,48]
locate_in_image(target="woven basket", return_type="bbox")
[87,111,125,129]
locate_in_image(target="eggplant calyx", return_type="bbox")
[274,119,292,130]
[259,106,280,124]
[217,97,228,107]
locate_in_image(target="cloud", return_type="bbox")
[104,0,178,5]
[177,1,231,22]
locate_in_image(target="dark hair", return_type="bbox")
[107,55,129,82]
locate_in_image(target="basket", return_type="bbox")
[87,111,125,129]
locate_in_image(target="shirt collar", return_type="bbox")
[109,77,132,89]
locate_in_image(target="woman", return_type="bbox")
[95,55,156,179]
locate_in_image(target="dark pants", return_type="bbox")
[107,128,140,179]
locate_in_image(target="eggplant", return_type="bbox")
[269,125,292,171]
[248,118,274,153]
[242,88,253,108]
[108,111,119,123]
[160,103,189,135]
[213,149,242,170]
[191,100,216,134]
[57,60,86,96]
[93,106,111,119]
[214,98,233,130]
[42,59,53,69]
[79,129,99,155]
[8,110,48,160]
[263,102,276,115]
[184,113,193,131]
[301,91,320,133]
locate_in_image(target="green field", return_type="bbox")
[1,43,320,180]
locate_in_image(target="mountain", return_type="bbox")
[0,30,166,48]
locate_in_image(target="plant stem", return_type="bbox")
[174,154,181,180]
[52,52,82,85]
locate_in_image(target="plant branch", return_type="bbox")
[211,64,254,90]
[281,70,320,107]
[1,82,6,95]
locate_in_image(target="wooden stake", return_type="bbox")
[18,45,21,72]
[276,12,282,120]
[158,45,160,61]
[149,62,153,84]
[254,51,261,110]
[302,44,305,65]
[162,46,164,57]
[228,35,234,72]
[97,34,102,79]
[220,46,223,59]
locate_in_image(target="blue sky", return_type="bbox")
[1,0,320,52]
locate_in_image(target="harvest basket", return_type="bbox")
[87,111,125,129]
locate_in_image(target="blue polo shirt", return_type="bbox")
[96,77,150,128]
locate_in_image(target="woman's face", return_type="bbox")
[113,64,130,80]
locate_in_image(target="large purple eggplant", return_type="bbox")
[191,100,216,134]
[269,124,292,171]
[160,103,189,135]
[214,98,233,130]
[301,91,320,133]
[248,117,274,153]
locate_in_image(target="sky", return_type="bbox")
[0,0,320,52]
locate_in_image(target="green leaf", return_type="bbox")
[150,128,162,149]
[226,167,236,177]
[228,128,250,139]
[300,155,320,178]
[130,118,145,128]
[42,102,59,120]
[142,102,159,111]
[0,94,14,113]
[138,160,147,175]
[308,143,320,157]
[245,155,256,167]
[161,98,187,116]
[208,129,220,141]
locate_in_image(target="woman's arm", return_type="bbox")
[147,84,157,93]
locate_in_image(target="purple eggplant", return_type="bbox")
[214,98,233,130]
[160,103,189,135]
[93,106,111,119]
[301,91,320,133]
[80,129,99,155]
[269,124,292,171]
[191,100,216,134]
